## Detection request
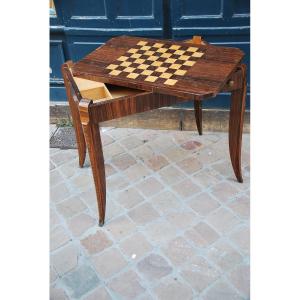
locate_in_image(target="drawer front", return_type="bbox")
[90,91,190,122]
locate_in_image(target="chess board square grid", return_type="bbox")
[105,41,205,86]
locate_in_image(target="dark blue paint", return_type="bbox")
[50,0,250,107]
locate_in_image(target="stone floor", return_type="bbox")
[50,127,250,300]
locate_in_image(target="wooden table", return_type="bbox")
[62,35,246,226]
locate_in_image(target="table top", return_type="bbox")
[72,35,244,99]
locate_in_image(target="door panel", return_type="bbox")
[50,0,250,107]
[170,0,250,109]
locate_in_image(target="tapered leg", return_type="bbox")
[194,100,203,135]
[229,64,247,183]
[79,100,106,226]
[62,62,86,167]
[70,102,86,167]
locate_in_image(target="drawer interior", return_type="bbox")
[73,77,144,103]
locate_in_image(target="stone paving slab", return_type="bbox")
[50,127,250,300]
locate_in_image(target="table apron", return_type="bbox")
[89,93,190,123]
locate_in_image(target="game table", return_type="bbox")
[62,35,246,226]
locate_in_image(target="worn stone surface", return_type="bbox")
[162,236,196,266]
[203,280,244,300]
[119,232,152,260]
[151,191,183,215]
[82,287,112,300]
[207,240,243,272]
[67,213,96,237]
[171,178,202,198]
[62,265,100,299]
[92,248,127,278]
[128,202,160,225]
[50,225,71,251]
[80,231,112,255]
[50,128,250,299]
[229,264,250,297]
[108,270,145,299]
[51,243,78,276]
[206,207,240,234]
[187,192,220,216]
[56,196,87,219]
[137,254,173,281]
[115,187,145,209]
[153,277,193,300]
[50,286,69,300]
[157,165,186,185]
[105,215,136,240]
[185,222,219,247]
[180,256,220,293]
[136,177,164,197]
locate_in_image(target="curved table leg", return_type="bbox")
[79,100,106,226]
[62,63,86,167]
[229,64,247,183]
[194,100,203,135]
[72,103,86,168]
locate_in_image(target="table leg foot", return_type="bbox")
[80,100,106,225]
[194,100,203,135]
[98,219,105,227]
[229,64,247,183]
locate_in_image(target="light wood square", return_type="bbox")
[109,70,122,76]
[174,69,187,76]
[165,58,176,64]
[128,48,139,54]
[137,64,149,70]
[127,73,140,79]
[144,50,155,56]
[178,55,190,61]
[170,45,181,50]
[120,61,132,67]
[141,69,153,76]
[160,72,172,79]
[174,50,185,55]
[169,64,181,70]
[117,56,128,62]
[157,48,168,53]
[151,61,163,67]
[148,56,159,61]
[141,46,151,51]
[187,46,198,52]
[161,52,172,58]
[183,60,196,66]
[145,75,158,82]
[155,67,168,73]
[134,58,145,64]
[131,53,142,59]
[123,67,135,73]
[164,78,178,85]
[153,43,164,48]
[192,52,204,58]
[137,41,147,46]
[107,64,119,70]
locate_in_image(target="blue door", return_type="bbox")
[50,0,249,108]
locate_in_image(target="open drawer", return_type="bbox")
[73,77,146,103]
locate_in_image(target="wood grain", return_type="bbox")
[229,64,247,183]
[72,35,244,99]
[61,61,86,167]
[61,36,247,226]
[79,99,106,226]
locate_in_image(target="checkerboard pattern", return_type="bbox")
[105,40,205,86]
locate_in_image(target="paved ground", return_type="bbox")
[50,126,250,300]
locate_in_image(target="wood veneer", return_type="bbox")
[61,35,247,226]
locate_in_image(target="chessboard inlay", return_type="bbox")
[105,40,205,86]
